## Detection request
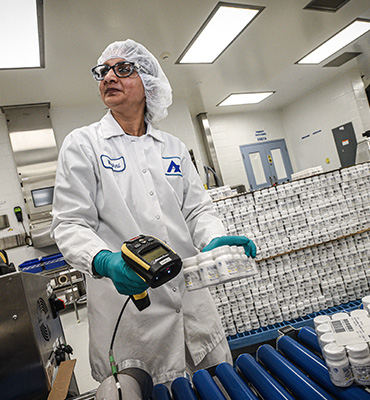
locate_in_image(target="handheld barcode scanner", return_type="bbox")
[121,235,182,311]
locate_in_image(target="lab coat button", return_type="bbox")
[149,191,154,196]
[142,169,147,173]
[172,287,177,292]
[156,215,160,219]
[176,309,180,313]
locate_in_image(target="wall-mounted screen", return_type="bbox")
[31,186,54,208]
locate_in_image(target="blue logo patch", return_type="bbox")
[101,155,126,172]
[163,156,182,176]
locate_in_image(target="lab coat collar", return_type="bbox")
[101,110,165,143]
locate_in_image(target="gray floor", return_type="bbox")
[60,305,99,394]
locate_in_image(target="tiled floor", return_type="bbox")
[60,305,99,394]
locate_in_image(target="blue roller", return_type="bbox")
[257,344,335,400]
[215,362,259,400]
[171,377,197,400]
[298,326,321,354]
[236,353,295,400]
[192,369,227,400]
[277,334,370,400]
[151,383,172,400]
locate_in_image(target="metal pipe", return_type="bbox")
[298,326,322,354]
[151,384,172,400]
[257,344,335,400]
[277,335,370,400]
[171,377,197,400]
[215,362,259,400]
[236,353,295,400]
[192,369,227,400]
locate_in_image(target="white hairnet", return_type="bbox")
[98,39,172,124]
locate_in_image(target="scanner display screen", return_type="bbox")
[141,245,168,263]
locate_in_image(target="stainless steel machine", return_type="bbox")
[0,271,78,399]
[1,103,58,248]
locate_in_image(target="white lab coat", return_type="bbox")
[51,111,227,384]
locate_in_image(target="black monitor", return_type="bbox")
[31,186,54,208]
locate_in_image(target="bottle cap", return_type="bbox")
[212,246,232,257]
[347,343,370,358]
[331,312,349,321]
[350,309,369,318]
[363,295,370,309]
[316,323,332,336]
[182,256,197,268]
[323,343,346,360]
[314,315,331,328]
[320,332,335,348]
[196,252,214,263]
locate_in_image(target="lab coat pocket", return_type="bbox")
[162,156,184,206]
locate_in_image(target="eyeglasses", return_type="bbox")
[91,61,149,81]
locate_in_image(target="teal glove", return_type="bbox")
[93,250,149,295]
[202,236,257,258]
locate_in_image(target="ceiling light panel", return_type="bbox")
[303,0,351,12]
[218,92,275,106]
[298,19,370,64]
[177,3,264,64]
[0,0,44,69]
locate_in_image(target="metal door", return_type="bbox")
[240,139,293,191]
[332,122,358,168]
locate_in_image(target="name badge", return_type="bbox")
[101,155,126,172]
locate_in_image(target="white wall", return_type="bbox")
[0,98,202,265]
[281,68,370,173]
[205,67,370,190]
[207,110,287,190]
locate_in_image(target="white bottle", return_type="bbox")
[323,343,354,387]
[182,256,202,290]
[237,246,252,275]
[196,252,219,286]
[230,245,244,276]
[347,343,370,385]
[297,301,305,317]
[213,246,238,280]
[289,304,299,319]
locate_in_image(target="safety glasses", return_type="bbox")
[91,61,148,81]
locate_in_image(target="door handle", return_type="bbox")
[269,176,273,185]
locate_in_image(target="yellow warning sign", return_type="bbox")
[267,155,272,164]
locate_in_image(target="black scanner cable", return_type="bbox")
[109,296,131,400]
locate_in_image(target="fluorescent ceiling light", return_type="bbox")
[218,92,274,106]
[0,0,44,69]
[298,19,370,64]
[177,3,264,64]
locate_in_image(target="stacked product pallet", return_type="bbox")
[209,162,370,339]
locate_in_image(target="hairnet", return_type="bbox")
[98,39,172,124]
